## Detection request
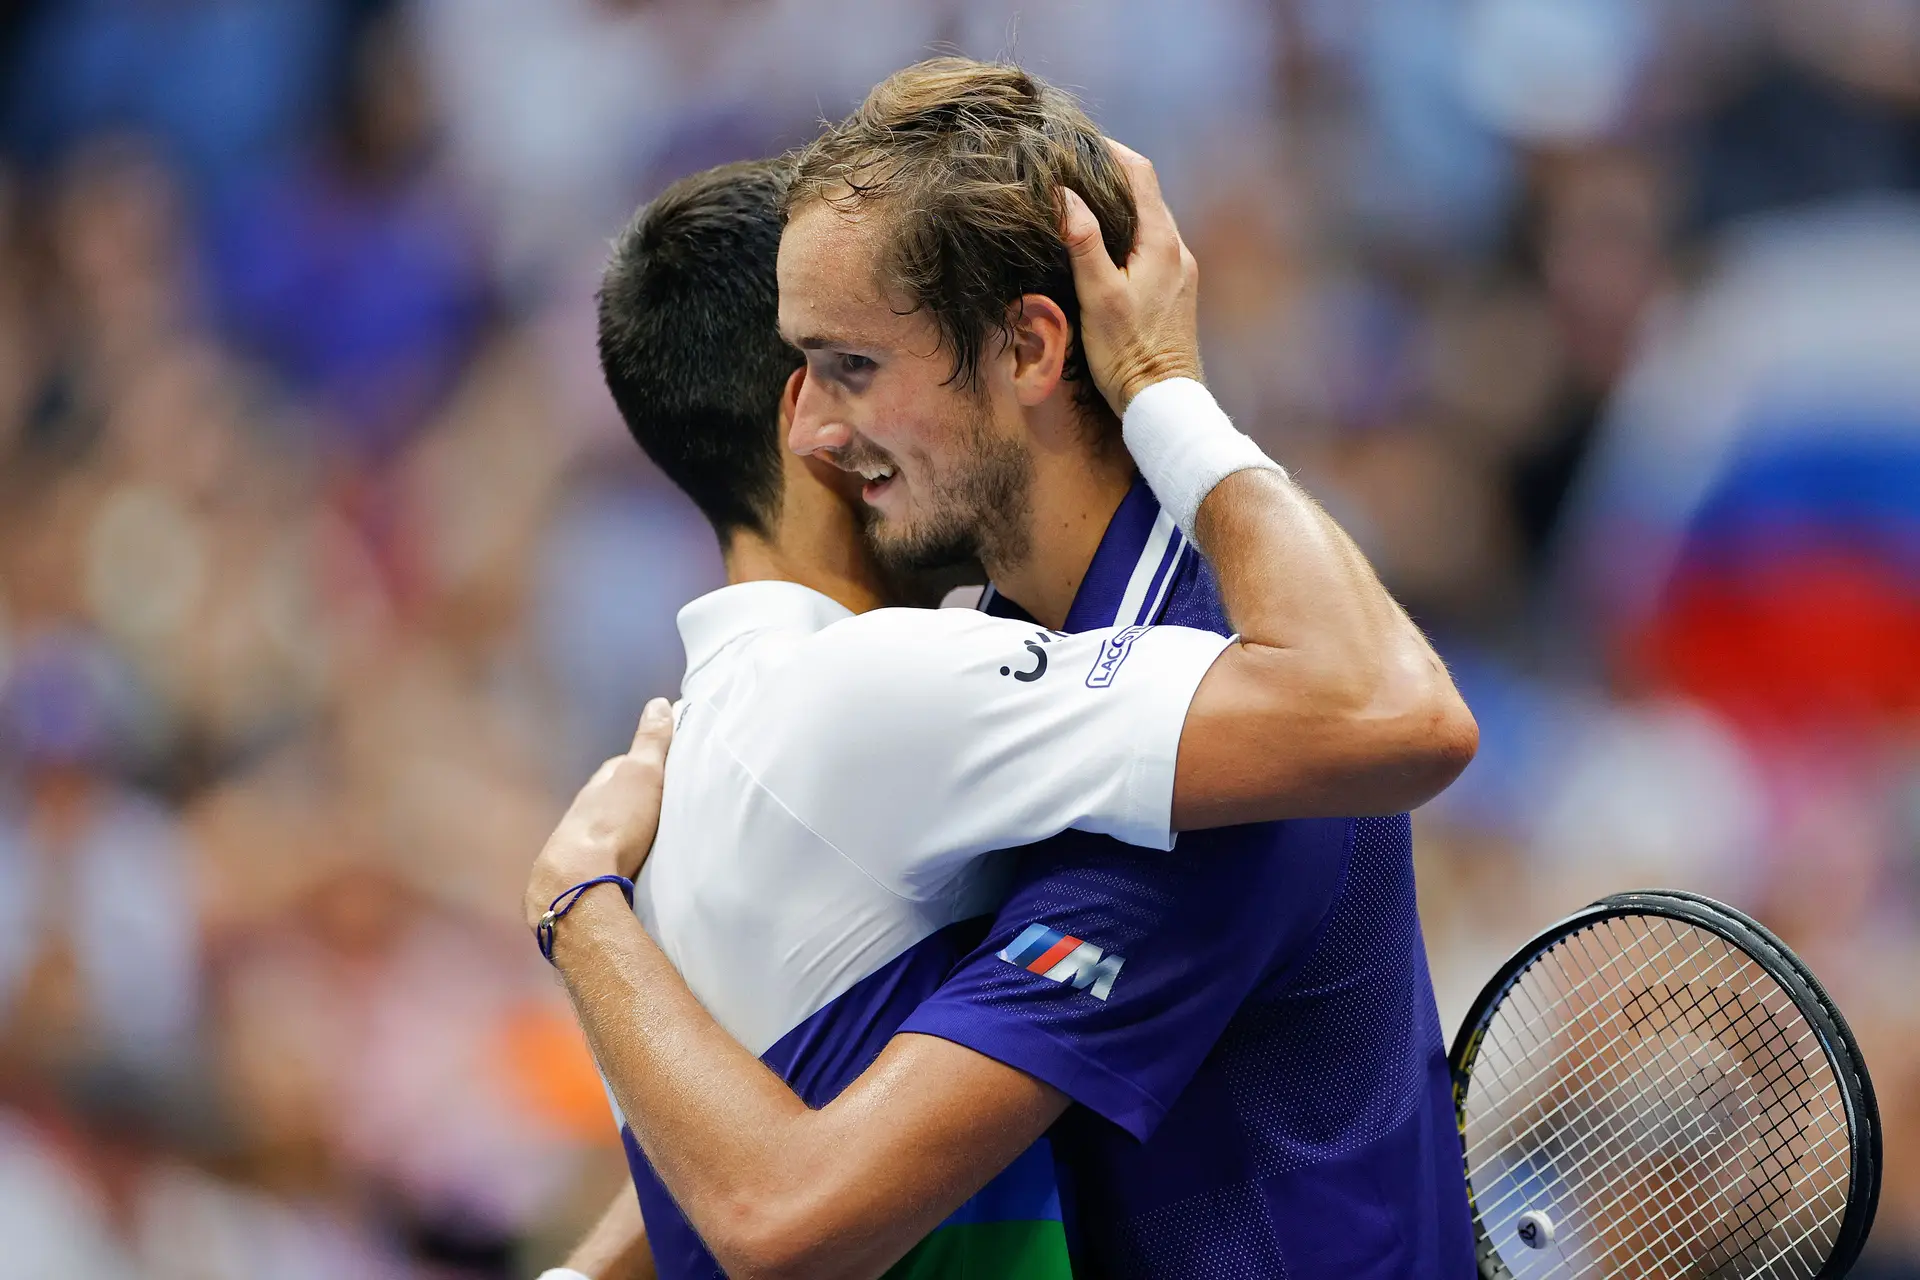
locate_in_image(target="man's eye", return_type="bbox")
[838,354,876,376]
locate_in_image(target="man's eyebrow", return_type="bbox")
[790,332,883,352]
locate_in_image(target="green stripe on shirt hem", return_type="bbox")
[882,1218,1075,1279]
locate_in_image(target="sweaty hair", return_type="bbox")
[598,160,801,540]
[788,57,1138,419]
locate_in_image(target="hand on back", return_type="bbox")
[524,698,676,933]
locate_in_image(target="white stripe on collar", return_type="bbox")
[1112,508,1181,628]
[975,497,1190,628]
[1142,535,1188,625]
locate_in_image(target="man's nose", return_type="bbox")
[786,376,852,457]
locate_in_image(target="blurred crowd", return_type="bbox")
[0,1,1915,1275]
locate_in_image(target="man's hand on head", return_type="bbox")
[525,697,675,934]
[1059,139,1203,415]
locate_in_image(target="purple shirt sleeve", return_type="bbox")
[900,817,1355,1141]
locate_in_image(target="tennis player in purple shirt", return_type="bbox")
[530,59,1478,1280]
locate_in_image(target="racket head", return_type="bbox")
[1449,890,1880,1280]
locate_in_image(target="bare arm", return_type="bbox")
[558,1185,656,1280]
[526,706,1067,1280]
[1062,143,1478,830]
[1175,467,1473,828]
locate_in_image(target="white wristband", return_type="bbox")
[1121,378,1284,542]
[536,1271,594,1280]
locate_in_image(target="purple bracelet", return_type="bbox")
[536,874,636,962]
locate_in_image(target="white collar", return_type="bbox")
[676,581,854,687]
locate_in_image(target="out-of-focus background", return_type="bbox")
[0,0,1915,1275]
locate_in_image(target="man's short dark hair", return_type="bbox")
[598,160,801,540]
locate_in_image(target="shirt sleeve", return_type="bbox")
[724,607,1231,899]
[897,817,1356,1141]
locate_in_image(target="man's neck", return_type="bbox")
[722,533,890,616]
[985,426,1135,630]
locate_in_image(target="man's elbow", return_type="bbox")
[717,1231,818,1280]
[1183,644,1479,825]
[708,1211,811,1280]
[1353,667,1478,814]
[707,1197,869,1280]
[1403,686,1478,806]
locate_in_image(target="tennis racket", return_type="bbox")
[1450,889,1880,1279]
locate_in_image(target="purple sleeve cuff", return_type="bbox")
[899,1000,1167,1143]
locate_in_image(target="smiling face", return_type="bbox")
[778,198,1034,574]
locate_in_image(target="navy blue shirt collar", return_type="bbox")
[980,479,1188,632]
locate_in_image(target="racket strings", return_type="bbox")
[1463,917,1726,1149]
[1470,931,1794,1246]
[1474,920,1806,1203]
[1558,965,1845,1280]
[1506,922,1847,1278]
[1463,923,1734,1167]
[1460,915,1851,1279]
[1513,921,1847,1278]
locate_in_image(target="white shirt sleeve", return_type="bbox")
[721,607,1232,900]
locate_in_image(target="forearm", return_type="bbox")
[1189,470,1470,820]
[549,892,824,1259]
[1138,389,1475,826]
[560,1185,656,1280]
[527,710,1062,1278]
[547,893,994,1279]
[1125,380,1417,665]
[1198,467,1444,715]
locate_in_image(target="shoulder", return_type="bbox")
[770,606,1053,693]
[821,604,1033,646]
[701,607,1024,762]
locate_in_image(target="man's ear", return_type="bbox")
[1009,294,1071,407]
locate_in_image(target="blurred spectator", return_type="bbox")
[2,0,341,197]
[0,629,201,1091]
[208,9,488,464]
[217,865,588,1270]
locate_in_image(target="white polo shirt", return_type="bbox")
[631,579,1232,1056]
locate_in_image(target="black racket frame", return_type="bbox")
[1447,889,1881,1280]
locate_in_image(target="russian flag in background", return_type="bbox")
[1561,204,1920,734]
[1642,428,1920,728]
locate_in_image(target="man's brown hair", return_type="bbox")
[788,58,1138,418]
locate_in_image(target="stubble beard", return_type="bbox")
[860,398,1033,580]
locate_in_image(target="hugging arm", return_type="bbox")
[526,706,1067,1280]
[555,1186,655,1280]
[529,696,1338,1279]
[556,894,1065,1280]
[1061,142,1478,831]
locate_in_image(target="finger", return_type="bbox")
[629,696,675,760]
[587,756,623,789]
[1059,186,1119,288]
[1102,136,1180,247]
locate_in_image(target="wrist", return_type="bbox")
[1121,378,1283,542]
[527,852,619,928]
[1114,355,1204,415]
[532,873,635,962]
